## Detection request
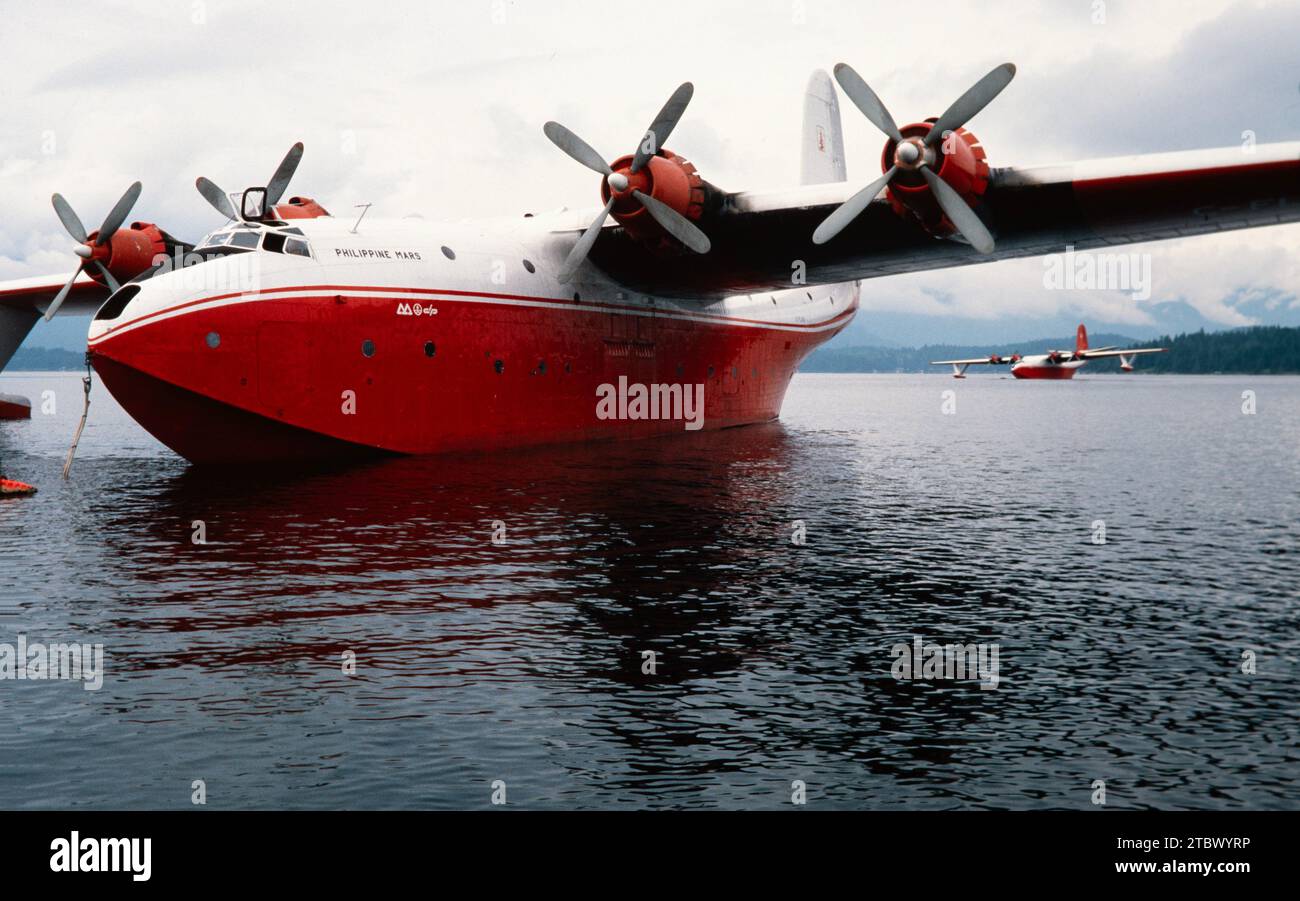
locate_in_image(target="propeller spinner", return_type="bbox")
[813,62,1016,251]
[544,83,711,283]
[45,182,143,321]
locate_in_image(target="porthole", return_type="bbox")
[537,360,546,374]
[493,359,505,374]
[573,292,581,302]
[205,331,220,349]
[424,341,436,358]
[362,339,376,358]
[522,259,536,274]
[441,246,455,260]
[707,366,715,378]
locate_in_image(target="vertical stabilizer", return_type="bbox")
[800,69,847,185]
[1076,323,1089,353]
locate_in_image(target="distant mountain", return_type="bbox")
[827,289,1300,349]
[805,332,1142,373]
[7,347,85,371]
[805,326,1300,374]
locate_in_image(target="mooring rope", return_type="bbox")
[62,355,93,480]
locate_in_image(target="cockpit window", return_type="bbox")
[196,224,312,258]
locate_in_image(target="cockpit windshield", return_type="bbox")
[195,223,312,258]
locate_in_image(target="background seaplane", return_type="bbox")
[933,324,1168,378]
[0,63,1297,463]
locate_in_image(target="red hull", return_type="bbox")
[90,288,852,464]
[0,394,32,420]
[1011,365,1078,380]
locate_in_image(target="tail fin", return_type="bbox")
[800,69,846,185]
[1076,323,1089,353]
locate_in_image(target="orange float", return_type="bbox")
[0,478,37,498]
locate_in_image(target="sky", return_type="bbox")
[2,0,1299,348]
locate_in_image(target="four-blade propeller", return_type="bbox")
[195,142,304,221]
[813,62,1015,251]
[544,83,710,283]
[45,182,142,321]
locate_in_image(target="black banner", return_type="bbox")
[0,810,1284,886]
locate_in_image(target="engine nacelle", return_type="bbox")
[881,120,990,240]
[600,149,706,251]
[275,196,331,219]
[83,222,169,287]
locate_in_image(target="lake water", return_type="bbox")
[1,370,1297,809]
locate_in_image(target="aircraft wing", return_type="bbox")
[580,142,1300,300]
[929,356,1010,366]
[1077,347,1168,360]
[0,272,112,319]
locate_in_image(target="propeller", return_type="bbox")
[45,182,142,321]
[195,142,304,220]
[813,62,1016,251]
[544,83,710,283]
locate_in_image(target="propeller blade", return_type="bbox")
[266,142,304,206]
[96,181,142,245]
[44,263,85,322]
[833,63,903,143]
[812,166,897,245]
[92,259,121,293]
[543,122,613,176]
[921,167,995,254]
[631,82,694,174]
[632,190,710,253]
[197,177,238,219]
[925,63,1016,147]
[51,194,88,244]
[557,198,616,284]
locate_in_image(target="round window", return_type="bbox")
[362,339,376,358]
[205,332,220,349]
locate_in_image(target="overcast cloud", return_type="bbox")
[2,0,1298,346]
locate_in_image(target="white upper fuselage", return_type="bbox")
[1010,354,1085,374]
[87,212,860,345]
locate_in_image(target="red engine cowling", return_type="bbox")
[601,149,706,251]
[83,222,169,287]
[881,120,990,240]
[275,196,331,219]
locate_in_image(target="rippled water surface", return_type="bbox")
[1,371,1297,809]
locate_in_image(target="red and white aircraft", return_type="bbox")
[932,324,1167,379]
[1,63,1297,462]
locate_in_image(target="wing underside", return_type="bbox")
[573,142,1300,300]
